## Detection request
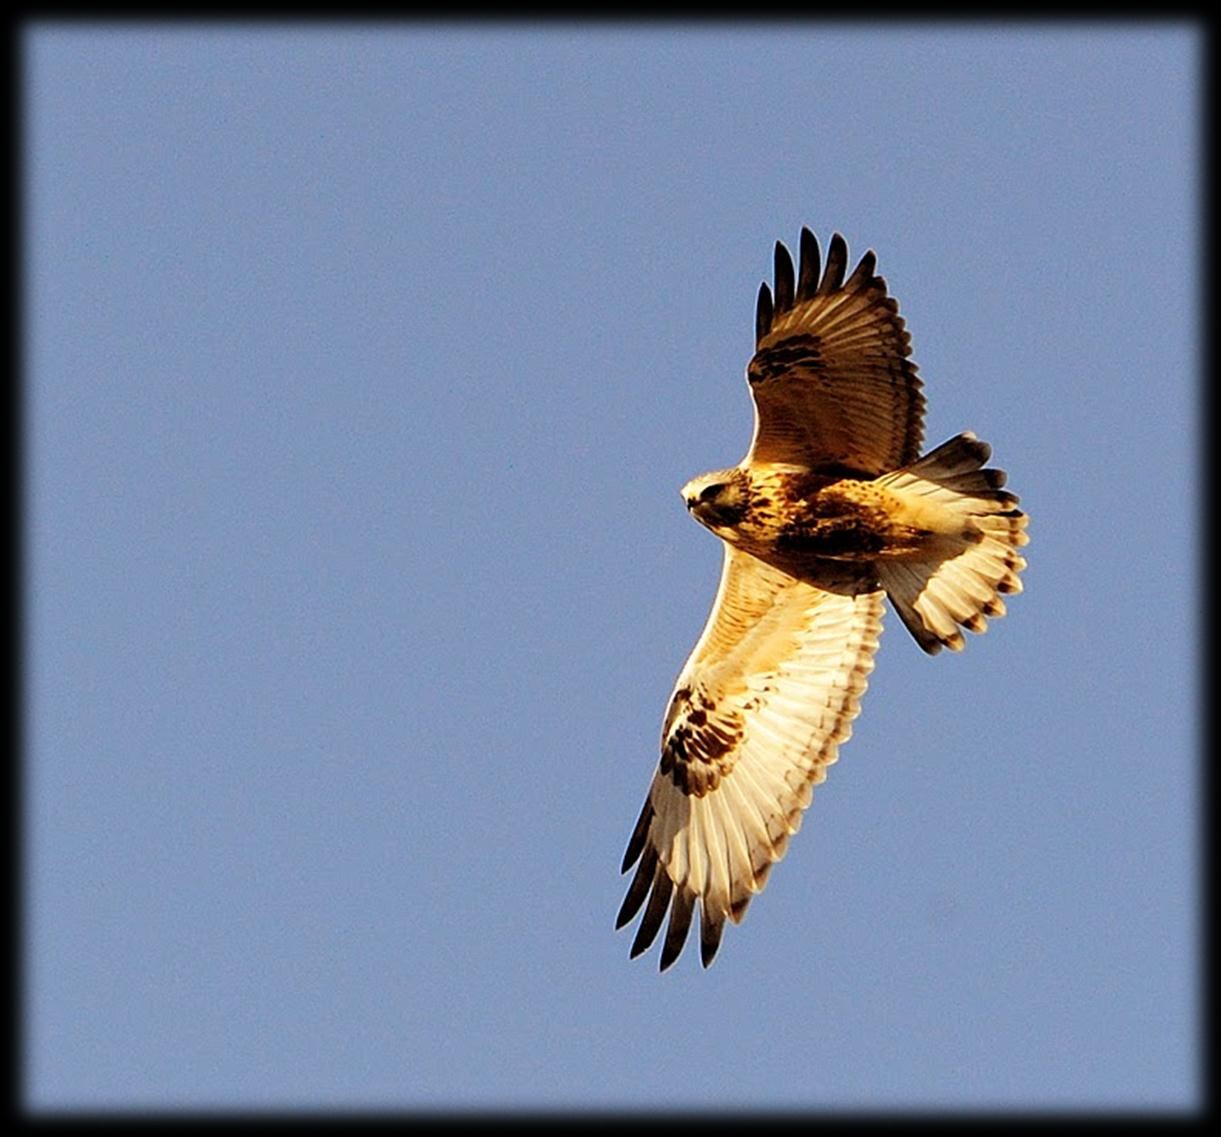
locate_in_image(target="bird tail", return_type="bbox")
[873,433,1029,654]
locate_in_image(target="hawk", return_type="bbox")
[617,229,1028,970]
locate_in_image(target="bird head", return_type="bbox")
[681,468,750,532]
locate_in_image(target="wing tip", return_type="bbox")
[773,240,795,314]
[659,886,695,971]
[699,903,726,968]
[816,231,849,294]
[620,797,654,874]
[797,226,821,300]
[846,246,878,289]
[628,863,673,959]
[755,280,774,344]
[616,841,657,928]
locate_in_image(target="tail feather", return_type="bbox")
[875,433,1028,654]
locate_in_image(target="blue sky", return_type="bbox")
[25,24,1198,1111]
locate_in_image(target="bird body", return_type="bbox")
[686,463,979,562]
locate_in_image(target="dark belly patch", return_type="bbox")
[776,519,888,558]
[775,493,892,559]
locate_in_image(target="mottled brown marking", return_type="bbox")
[776,469,839,501]
[747,333,824,385]
[660,688,743,797]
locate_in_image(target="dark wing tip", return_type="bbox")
[755,281,774,345]
[699,905,726,969]
[659,887,695,971]
[817,232,848,294]
[629,868,673,959]
[620,798,654,874]
[616,844,657,929]
[797,227,821,300]
[845,247,878,290]
[772,240,795,315]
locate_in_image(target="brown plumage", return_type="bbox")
[618,229,1029,970]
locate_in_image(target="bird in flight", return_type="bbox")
[617,228,1028,970]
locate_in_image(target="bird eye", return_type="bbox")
[699,483,723,503]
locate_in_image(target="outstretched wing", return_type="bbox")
[745,229,925,474]
[617,545,884,970]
